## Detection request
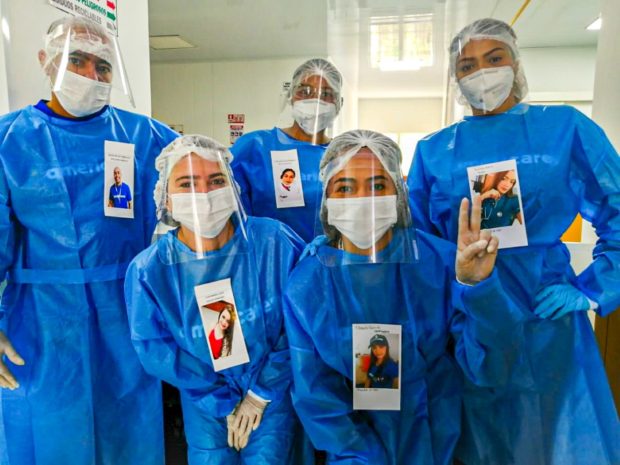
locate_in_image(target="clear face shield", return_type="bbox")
[449,19,528,114]
[315,135,418,266]
[289,74,341,138]
[40,17,134,116]
[277,59,343,145]
[154,136,249,264]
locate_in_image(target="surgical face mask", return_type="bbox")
[292,99,337,135]
[170,186,238,239]
[326,195,398,250]
[458,66,515,112]
[53,70,112,117]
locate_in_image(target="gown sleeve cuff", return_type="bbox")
[247,389,271,403]
[452,269,522,337]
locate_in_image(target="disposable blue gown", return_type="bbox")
[0,103,177,465]
[284,230,525,465]
[407,103,620,465]
[125,217,305,465]
[230,128,327,242]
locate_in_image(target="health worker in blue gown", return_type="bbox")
[0,16,177,465]
[230,58,343,243]
[407,18,620,465]
[284,129,525,465]
[125,135,305,465]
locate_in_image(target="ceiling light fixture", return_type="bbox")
[149,35,195,50]
[586,17,602,31]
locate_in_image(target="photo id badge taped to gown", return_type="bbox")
[271,149,305,209]
[104,141,135,219]
[467,159,528,249]
[353,324,401,411]
[195,278,250,372]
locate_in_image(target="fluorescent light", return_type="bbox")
[586,17,601,31]
[149,35,195,50]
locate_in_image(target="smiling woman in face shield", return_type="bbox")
[284,129,525,465]
[124,134,305,465]
[407,17,620,465]
[230,58,344,243]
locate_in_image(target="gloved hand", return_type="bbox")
[533,283,593,320]
[0,330,25,390]
[231,393,268,451]
[226,411,237,449]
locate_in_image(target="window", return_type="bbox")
[370,14,433,71]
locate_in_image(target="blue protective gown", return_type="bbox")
[230,128,327,242]
[0,103,177,465]
[125,217,305,465]
[284,229,525,465]
[407,103,620,465]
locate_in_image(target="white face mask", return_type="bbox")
[458,66,515,112]
[326,195,398,250]
[53,70,112,117]
[170,186,238,239]
[292,99,337,135]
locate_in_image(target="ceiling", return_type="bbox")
[148,0,328,63]
[147,0,602,63]
[466,0,601,48]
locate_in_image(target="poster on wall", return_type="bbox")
[49,0,119,35]
[228,114,245,145]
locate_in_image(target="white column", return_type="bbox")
[592,0,620,145]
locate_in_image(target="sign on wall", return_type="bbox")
[228,114,245,145]
[49,0,118,35]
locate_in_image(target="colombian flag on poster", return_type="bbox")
[48,0,119,35]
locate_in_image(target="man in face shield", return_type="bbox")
[0,16,177,465]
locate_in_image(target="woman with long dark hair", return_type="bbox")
[208,305,236,360]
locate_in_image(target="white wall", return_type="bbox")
[358,97,442,133]
[520,46,597,102]
[0,0,152,116]
[150,56,320,145]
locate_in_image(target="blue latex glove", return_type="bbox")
[533,284,593,320]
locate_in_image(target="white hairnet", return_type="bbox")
[449,18,528,105]
[154,134,236,226]
[319,129,412,241]
[290,58,343,111]
[42,16,115,72]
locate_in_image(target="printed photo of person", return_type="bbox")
[365,334,399,389]
[467,159,527,249]
[279,168,297,198]
[108,166,132,209]
[204,301,236,360]
[473,169,522,229]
